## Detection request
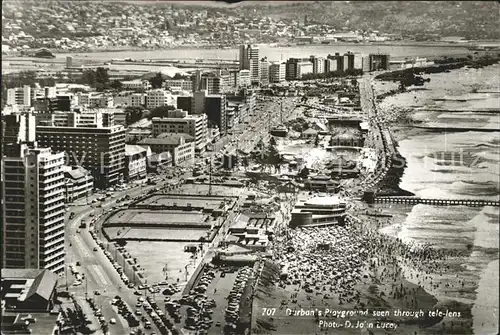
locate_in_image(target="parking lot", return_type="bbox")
[125,241,206,285]
[169,264,256,335]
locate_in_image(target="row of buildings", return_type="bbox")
[238,44,391,84]
[1,83,256,275]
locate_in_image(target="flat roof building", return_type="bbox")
[290,196,347,228]
[138,133,194,166]
[63,165,93,203]
[269,62,286,83]
[36,124,126,189]
[151,109,208,153]
[124,144,149,181]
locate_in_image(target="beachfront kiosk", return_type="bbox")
[289,196,347,228]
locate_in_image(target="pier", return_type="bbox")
[374,196,499,207]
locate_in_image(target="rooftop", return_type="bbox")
[1,269,57,302]
[138,133,194,145]
[306,196,344,206]
[63,165,91,181]
[125,144,148,156]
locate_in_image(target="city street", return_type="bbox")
[63,171,192,335]
[222,96,302,155]
[59,94,307,334]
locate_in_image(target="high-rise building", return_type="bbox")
[205,94,227,135]
[285,58,300,81]
[327,53,345,72]
[2,113,36,157]
[296,61,314,79]
[36,124,126,189]
[228,70,240,90]
[192,70,203,93]
[239,44,260,84]
[286,58,311,81]
[151,109,208,153]
[324,58,338,73]
[259,57,270,86]
[310,56,325,74]
[342,51,363,71]
[177,96,193,113]
[6,86,32,107]
[200,73,223,95]
[362,56,370,72]
[2,146,66,273]
[367,54,391,71]
[269,62,286,83]
[192,90,207,115]
[238,70,251,87]
[353,52,363,70]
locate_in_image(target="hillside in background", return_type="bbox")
[235,1,500,40]
[2,0,499,41]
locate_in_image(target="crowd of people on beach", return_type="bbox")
[270,212,464,313]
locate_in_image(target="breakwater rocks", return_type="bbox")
[376,153,414,197]
[375,54,500,83]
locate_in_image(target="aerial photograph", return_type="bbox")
[1,1,499,335]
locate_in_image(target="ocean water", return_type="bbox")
[377,64,500,334]
[51,43,472,62]
[381,64,500,200]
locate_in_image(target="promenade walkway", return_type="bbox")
[374,196,499,207]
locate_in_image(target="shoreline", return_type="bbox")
[371,59,500,197]
[372,62,499,334]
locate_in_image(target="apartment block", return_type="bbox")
[76,92,114,108]
[164,79,193,91]
[259,57,270,86]
[121,79,151,90]
[296,61,314,78]
[139,134,195,166]
[146,89,175,109]
[239,44,260,84]
[238,70,251,87]
[327,53,345,72]
[367,54,391,71]
[151,109,208,153]
[36,125,126,189]
[200,74,223,95]
[2,113,36,157]
[343,51,363,71]
[6,85,32,106]
[113,91,146,108]
[35,110,115,128]
[2,146,66,273]
[310,56,325,74]
[324,58,338,72]
[269,62,286,83]
[286,58,310,81]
